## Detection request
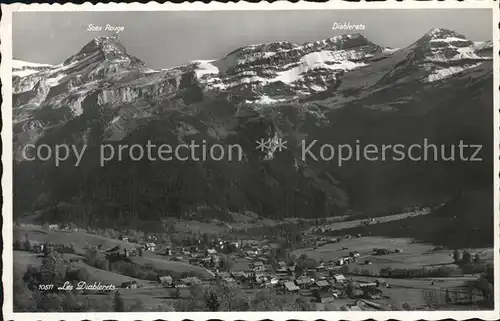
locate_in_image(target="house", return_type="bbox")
[270,277,280,286]
[252,261,265,271]
[315,280,331,289]
[305,268,317,276]
[175,283,188,288]
[284,281,300,293]
[121,281,138,289]
[231,271,249,281]
[277,261,287,269]
[254,272,268,284]
[159,276,173,287]
[205,248,217,256]
[189,258,200,265]
[179,277,202,286]
[124,247,137,257]
[316,264,326,272]
[32,244,44,253]
[373,248,391,255]
[295,276,312,289]
[314,289,336,303]
[332,274,346,283]
[349,251,360,258]
[276,267,288,274]
[69,257,81,263]
[146,242,156,252]
[375,279,389,288]
[162,247,173,256]
[358,282,378,289]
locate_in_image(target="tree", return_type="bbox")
[14,269,36,312]
[345,281,355,298]
[23,265,41,290]
[66,267,91,283]
[289,297,313,311]
[473,253,481,263]
[128,299,144,312]
[138,247,144,257]
[453,249,461,264]
[218,254,233,271]
[62,292,83,312]
[250,288,282,311]
[462,250,472,265]
[204,286,222,311]
[113,291,125,312]
[40,252,66,286]
[37,293,63,312]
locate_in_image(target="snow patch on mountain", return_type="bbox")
[474,41,493,51]
[13,59,53,77]
[383,48,400,54]
[429,37,469,43]
[193,60,220,78]
[247,95,288,105]
[427,63,483,82]
[275,51,366,84]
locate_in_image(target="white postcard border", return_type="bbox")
[2,2,499,320]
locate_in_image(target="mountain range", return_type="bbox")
[12,28,494,228]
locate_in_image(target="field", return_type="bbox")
[294,236,493,270]
[130,253,214,279]
[14,226,140,253]
[172,217,281,234]
[14,250,147,285]
[14,225,214,283]
[306,210,431,233]
[292,234,491,310]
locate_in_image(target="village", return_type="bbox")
[13,218,493,311]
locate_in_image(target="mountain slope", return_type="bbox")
[12,29,494,227]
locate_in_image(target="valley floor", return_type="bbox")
[12,208,494,312]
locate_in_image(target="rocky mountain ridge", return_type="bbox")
[12,28,494,226]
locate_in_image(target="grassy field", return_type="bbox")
[306,210,431,233]
[14,226,140,253]
[13,250,147,285]
[131,253,214,279]
[173,217,281,234]
[14,225,214,283]
[293,236,493,270]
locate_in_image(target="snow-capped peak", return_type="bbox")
[76,35,128,57]
[12,59,53,77]
[425,28,466,39]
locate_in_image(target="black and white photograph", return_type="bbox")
[3,3,498,318]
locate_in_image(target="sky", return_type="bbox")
[13,9,493,69]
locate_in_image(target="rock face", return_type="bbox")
[380,28,491,84]
[12,29,494,227]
